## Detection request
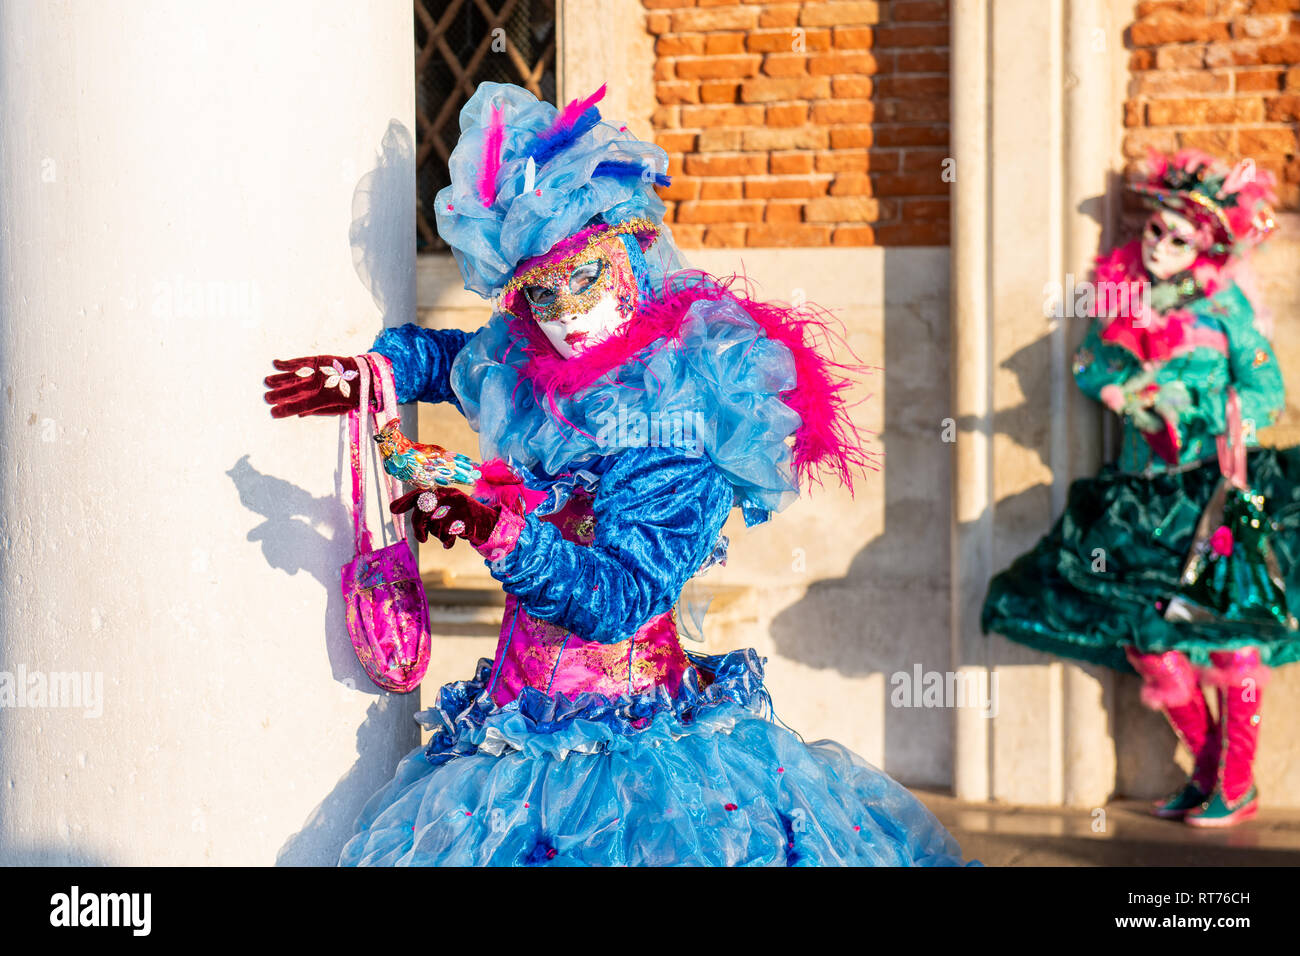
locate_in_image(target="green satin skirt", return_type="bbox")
[981,447,1300,672]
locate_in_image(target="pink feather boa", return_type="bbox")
[499,271,878,493]
[1095,239,1231,302]
[1202,648,1272,693]
[1092,238,1271,340]
[472,457,550,514]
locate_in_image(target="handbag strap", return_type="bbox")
[363,353,407,545]
[1216,386,1248,489]
[348,356,374,555]
[348,352,413,555]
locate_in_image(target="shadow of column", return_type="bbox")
[765,260,1156,792]
[264,123,421,864]
[766,248,954,785]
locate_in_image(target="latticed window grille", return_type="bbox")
[415,0,557,252]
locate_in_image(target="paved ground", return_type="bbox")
[914,789,1300,866]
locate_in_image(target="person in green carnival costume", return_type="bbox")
[983,149,1298,827]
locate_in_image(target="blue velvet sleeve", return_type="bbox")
[486,445,736,644]
[369,323,476,410]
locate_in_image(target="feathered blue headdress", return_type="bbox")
[434,82,683,299]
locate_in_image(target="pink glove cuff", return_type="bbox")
[473,507,526,563]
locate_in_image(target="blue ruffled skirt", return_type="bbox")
[339,651,972,866]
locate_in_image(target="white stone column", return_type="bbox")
[949,0,994,803]
[950,0,1124,807]
[1059,0,1128,808]
[0,0,417,864]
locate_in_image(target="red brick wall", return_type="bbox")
[645,0,951,247]
[1124,0,1300,210]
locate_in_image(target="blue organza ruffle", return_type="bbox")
[421,648,771,765]
[528,462,607,517]
[435,82,685,298]
[339,650,974,867]
[451,295,803,525]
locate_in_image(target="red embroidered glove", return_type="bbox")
[264,354,380,418]
[390,487,501,549]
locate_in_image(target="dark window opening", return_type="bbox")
[415,0,557,252]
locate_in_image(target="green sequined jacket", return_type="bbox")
[1073,280,1284,475]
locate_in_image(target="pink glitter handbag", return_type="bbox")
[340,353,431,693]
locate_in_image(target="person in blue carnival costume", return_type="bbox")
[266,82,974,866]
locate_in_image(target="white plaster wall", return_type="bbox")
[694,248,953,787]
[0,0,418,864]
[413,246,954,787]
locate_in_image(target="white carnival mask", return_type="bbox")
[1141,209,1200,280]
[530,285,628,359]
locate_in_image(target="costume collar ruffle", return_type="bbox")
[1092,240,1233,363]
[450,292,806,525]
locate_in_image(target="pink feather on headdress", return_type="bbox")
[527,85,608,166]
[477,104,505,208]
[1221,165,1277,246]
[549,84,606,138]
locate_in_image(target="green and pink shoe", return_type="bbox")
[1184,784,1259,828]
[1152,781,1211,820]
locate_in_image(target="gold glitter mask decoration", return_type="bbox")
[511,232,640,324]
[500,218,656,318]
[499,219,658,357]
[522,249,617,324]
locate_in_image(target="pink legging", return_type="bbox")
[1126,646,1267,801]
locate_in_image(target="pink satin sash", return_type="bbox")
[1216,386,1247,489]
[483,491,691,706]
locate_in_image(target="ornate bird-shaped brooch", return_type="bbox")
[373,418,482,495]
